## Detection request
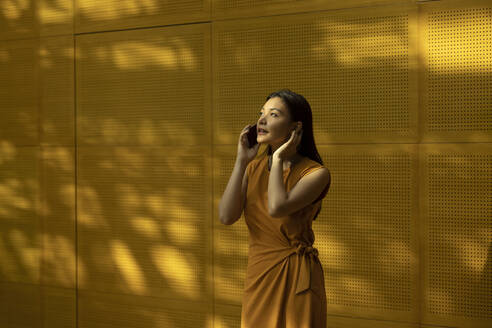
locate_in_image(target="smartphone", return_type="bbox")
[246,123,258,148]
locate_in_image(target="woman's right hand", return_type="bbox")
[237,124,260,163]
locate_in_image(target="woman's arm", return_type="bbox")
[218,157,249,225]
[268,155,330,218]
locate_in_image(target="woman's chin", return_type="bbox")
[257,135,268,142]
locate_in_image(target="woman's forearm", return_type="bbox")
[218,157,249,224]
[268,155,287,217]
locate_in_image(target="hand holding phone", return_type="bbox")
[237,124,259,163]
[246,123,258,148]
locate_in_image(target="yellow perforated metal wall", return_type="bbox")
[0,39,39,145]
[0,0,490,328]
[75,0,211,34]
[421,144,492,327]
[420,0,492,142]
[77,147,211,299]
[314,145,419,320]
[76,25,211,146]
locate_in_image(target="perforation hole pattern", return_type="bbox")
[427,8,492,132]
[215,13,412,141]
[77,148,208,300]
[317,151,414,311]
[427,153,492,318]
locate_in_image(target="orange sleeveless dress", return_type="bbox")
[241,153,330,328]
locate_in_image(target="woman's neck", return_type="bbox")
[268,152,302,170]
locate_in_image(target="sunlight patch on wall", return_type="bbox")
[152,245,200,299]
[45,147,74,172]
[454,236,490,273]
[78,185,106,226]
[112,41,198,71]
[164,221,200,246]
[323,235,349,269]
[111,239,148,294]
[0,141,17,164]
[131,216,160,239]
[38,0,71,24]
[1,0,30,20]
[314,18,410,68]
[9,229,40,280]
[58,184,75,208]
[77,0,159,20]
[0,179,33,211]
[145,195,166,217]
[39,47,53,69]
[43,234,76,285]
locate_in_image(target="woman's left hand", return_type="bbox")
[272,124,303,161]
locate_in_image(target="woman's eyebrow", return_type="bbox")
[261,107,283,113]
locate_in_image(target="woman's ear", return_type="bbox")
[292,121,301,131]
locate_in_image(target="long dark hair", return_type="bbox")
[260,88,328,221]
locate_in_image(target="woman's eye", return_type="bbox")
[258,112,277,117]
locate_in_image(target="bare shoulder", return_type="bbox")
[301,157,330,176]
[304,166,330,182]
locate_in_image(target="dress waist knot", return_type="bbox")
[292,241,319,295]
[295,243,319,257]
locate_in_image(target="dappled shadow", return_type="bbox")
[0,1,491,328]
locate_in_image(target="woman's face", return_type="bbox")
[256,97,298,150]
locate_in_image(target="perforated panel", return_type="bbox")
[75,0,210,34]
[325,314,419,328]
[212,0,411,20]
[39,0,73,36]
[421,143,492,328]
[77,146,212,303]
[213,146,252,305]
[0,282,42,328]
[40,36,75,146]
[0,39,39,146]
[213,4,419,145]
[0,0,490,327]
[76,24,211,146]
[0,0,72,40]
[40,146,76,287]
[421,0,492,142]
[42,286,76,328]
[0,147,41,284]
[314,145,418,320]
[78,291,211,328]
[0,1,37,40]
[214,303,242,328]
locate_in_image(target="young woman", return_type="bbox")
[218,89,331,328]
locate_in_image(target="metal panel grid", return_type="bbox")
[212,3,419,146]
[419,0,492,142]
[420,143,492,328]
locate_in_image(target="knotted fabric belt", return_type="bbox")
[292,242,319,295]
